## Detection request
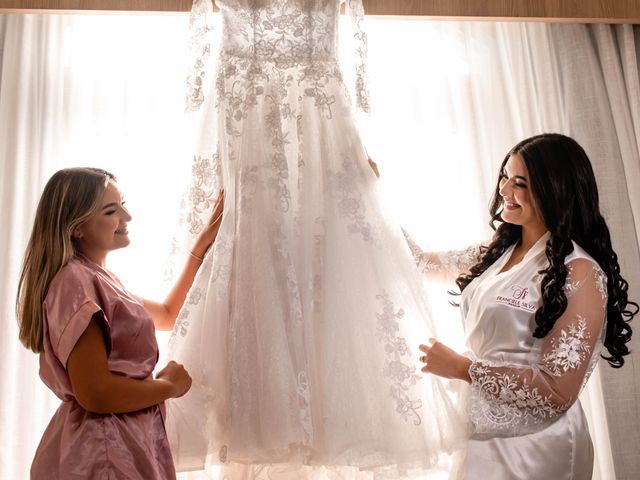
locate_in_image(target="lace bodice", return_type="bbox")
[217,0,340,65]
[187,0,369,111]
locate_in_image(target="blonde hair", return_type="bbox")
[16,167,116,353]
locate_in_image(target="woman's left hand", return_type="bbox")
[192,190,225,256]
[419,338,472,383]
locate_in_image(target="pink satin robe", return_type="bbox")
[31,255,175,479]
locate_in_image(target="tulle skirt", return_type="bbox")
[166,55,467,479]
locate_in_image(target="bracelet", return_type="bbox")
[189,250,204,262]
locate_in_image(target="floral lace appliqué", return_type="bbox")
[375,292,422,425]
[405,237,482,278]
[565,263,607,306]
[311,216,326,313]
[264,93,292,212]
[433,246,482,276]
[329,159,374,242]
[297,371,313,444]
[469,362,564,434]
[210,234,233,297]
[541,316,591,376]
[169,308,191,350]
[345,0,370,113]
[594,266,607,301]
[563,264,582,298]
[184,153,223,236]
[187,287,203,306]
[186,0,215,111]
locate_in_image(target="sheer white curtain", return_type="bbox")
[0,13,638,480]
[0,13,193,479]
[364,20,640,479]
[549,24,640,480]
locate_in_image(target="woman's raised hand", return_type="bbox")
[192,190,225,258]
[204,189,225,241]
[208,189,225,229]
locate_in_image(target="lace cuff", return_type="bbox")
[403,229,483,283]
[344,0,370,113]
[186,0,216,112]
[468,360,566,437]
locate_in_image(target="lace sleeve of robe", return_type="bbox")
[186,0,216,112]
[343,0,370,113]
[402,229,483,284]
[468,258,608,437]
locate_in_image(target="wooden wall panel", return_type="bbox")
[364,0,640,22]
[1,0,640,22]
[0,0,194,13]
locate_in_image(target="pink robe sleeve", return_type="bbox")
[44,266,111,367]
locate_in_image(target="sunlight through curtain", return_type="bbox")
[0,13,638,480]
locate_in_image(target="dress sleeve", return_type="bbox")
[467,258,608,437]
[343,0,370,113]
[186,0,216,112]
[44,269,111,367]
[403,229,483,284]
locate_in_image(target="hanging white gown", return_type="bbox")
[406,232,606,479]
[166,1,467,478]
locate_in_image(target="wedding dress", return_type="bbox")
[166,1,466,477]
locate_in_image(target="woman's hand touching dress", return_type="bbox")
[419,339,472,383]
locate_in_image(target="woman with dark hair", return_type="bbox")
[407,133,637,478]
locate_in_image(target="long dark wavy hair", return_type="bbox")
[456,133,637,367]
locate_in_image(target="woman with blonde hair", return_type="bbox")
[16,167,223,479]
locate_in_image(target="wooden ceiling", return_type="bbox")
[0,0,639,23]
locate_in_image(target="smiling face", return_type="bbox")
[74,180,132,262]
[498,154,546,233]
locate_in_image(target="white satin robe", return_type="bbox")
[407,232,607,480]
